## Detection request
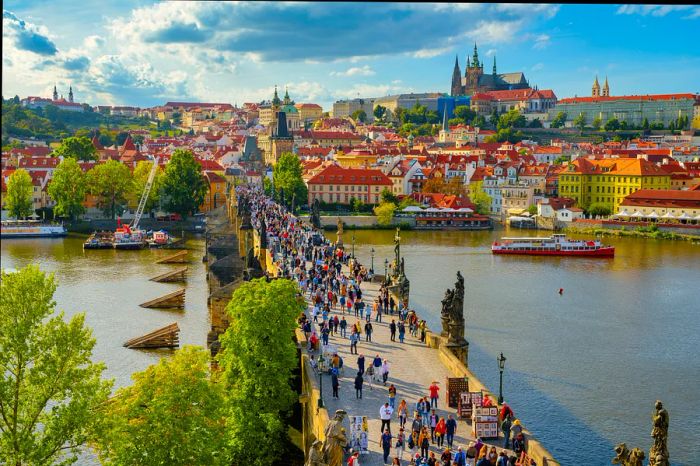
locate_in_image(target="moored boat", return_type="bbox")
[1,220,67,238]
[83,231,114,249]
[114,225,147,250]
[491,233,614,257]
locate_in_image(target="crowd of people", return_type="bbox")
[237,187,530,466]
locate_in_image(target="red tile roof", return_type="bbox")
[559,93,697,104]
[307,165,392,186]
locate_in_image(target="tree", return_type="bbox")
[351,109,367,123]
[132,160,164,213]
[554,155,570,165]
[422,177,446,194]
[592,117,602,130]
[489,109,500,128]
[550,111,567,128]
[620,120,628,131]
[380,188,399,205]
[573,113,586,132]
[444,177,467,196]
[642,117,650,131]
[373,105,387,121]
[604,118,620,131]
[5,168,33,219]
[373,201,396,226]
[87,159,133,219]
[54,136,97,160]
[48,158,87,220]
[96,346,227,466]
[471,115,486,128]
[470,190,492,215]
[162,149,208,219]
[497,109,526,130]
[454,105,476,125]
[272,152,307,212]
[528,118,543,128]
[218,279,302,465]
[0,264,112,465]
[351,198,364,213]
[527,204,538,215]
[587,202,611,217]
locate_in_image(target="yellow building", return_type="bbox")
[334,149,378,168]
[295,103,323,124]
[559,158,670,212]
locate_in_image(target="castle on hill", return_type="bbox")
[450,44,529,96]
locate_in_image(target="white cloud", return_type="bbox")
[413,47,451,59]
[532,34,550,50]
[485,49,497,57]
[616,5,700,18]
[469,20,522,43]
[531,63,544,71]
[330,65,375,77]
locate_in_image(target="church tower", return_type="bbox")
[68,86,74,103]
[465,43,484,95]
[53,85,58,101]
[272,85,281,109]
[602,77,610,97]
[592,76,601,97]
[450,55,462,96]
[283,86,291,105]
[492,56,497,76]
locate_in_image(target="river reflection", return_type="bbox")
[332,228,700,466]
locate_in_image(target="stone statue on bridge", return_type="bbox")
[393,227,401,278]
[305,440,326,466]
[613,443,645,466]
[649,400,670,466]
[441,271,468,363]
[336,218,344,247]
[311,199,322,230]
[321,409,348,466]
[259,215,268,249]
[441,288,455,337]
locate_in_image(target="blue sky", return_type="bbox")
[3,2,699,110]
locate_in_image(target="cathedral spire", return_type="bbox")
[283,86,291,105]
[272,85,281,107]
[68,85,74,103]
[492,56,497,76]
[603,76,610,97]
[472,43,479,68]
[451,55,462,96]
[53,85,58,101]
[442,106,449,132]
[592,75,601,97]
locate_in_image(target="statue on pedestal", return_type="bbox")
[393,227,401,277]
[306,440,326,466]
[613,443,645,466]
[440,288,455,337]
[311,199,322,230]
[649,400,670,466]
[322,410,348,466]
[259,215,268,249]
[336,218,344,247]
[447,271,466,345]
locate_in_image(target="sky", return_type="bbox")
[2,2,700,110]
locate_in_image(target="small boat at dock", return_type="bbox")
[1,220,67,238]
[83,231,114,249]
[491,233,615,257]
[114,224,147,250]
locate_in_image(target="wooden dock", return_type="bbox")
[149,267,187,283]
[139,288,186,309]
[155,250,188,264]
[123,322,179,349]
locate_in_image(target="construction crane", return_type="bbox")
[131,156,159,230]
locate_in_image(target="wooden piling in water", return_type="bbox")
[123,322,179,349]
[155,250,188,264]
[149,267,187,283]
[139,288,186,309]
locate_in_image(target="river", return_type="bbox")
[1,230,698,465]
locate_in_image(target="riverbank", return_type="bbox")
[565,223,699,241]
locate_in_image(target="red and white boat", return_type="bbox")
[491,234,615,257]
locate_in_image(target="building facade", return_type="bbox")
[306,165,392,205]
[450,44,529,96]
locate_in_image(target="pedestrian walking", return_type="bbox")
[365,321,373,342]
[398,321,406,343]
[390,319,397,341]
[395,427,406,461]
[381,359,390,385]
[354,371,364,399]
[445,414,457,448]
[366,364,374,390]
[429,381,440,409]
[388,383,397,409]
[331,371,339,398]
[435,417,446,448]
[350,332,359,355]
[380,402,394,434]
[381,428,393,464]
[398,399,408,428]
[357,354,365,375]
[429,410,438,443]
[418,426,431,459]
[501,415,512,449]
[340,316,347,338]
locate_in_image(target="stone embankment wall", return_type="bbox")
[570,218,700,236]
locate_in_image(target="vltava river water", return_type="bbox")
[2,230,698,465]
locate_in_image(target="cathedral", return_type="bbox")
[450,44,529,96]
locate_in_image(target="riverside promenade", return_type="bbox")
[299,262,557,466]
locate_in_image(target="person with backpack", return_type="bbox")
[366,364,374,390]
[395,427,406,461]
[452,446,467,466]
[388,383,397,409]
[501,415,512,448]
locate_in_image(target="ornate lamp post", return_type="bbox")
[497,352,506,405]
[351,233,356,259]
[318,353,325,408]
[370,247,375,274]
[384,258,389,283]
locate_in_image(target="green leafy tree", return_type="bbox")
[218,279,302,465]
[471,115,486,128]
[162,149,208,219]
[0,264,112,465]
[642,117,650,131]
[53,136,97,161]
[604,118,620,131]
[528,118,543,128]
[470,190,492,215]
[454,105,476,125]
[48,157,87,220]
[550,111,567,128]
[373,105,387,121]
[351,109,367,123]
[592,117,603,130]
[554,155,570,165]
[96,346,227,466]
[587,202,611,217]
[380,188,399,205]
[489,109,500,128]
[352,198,365,213]
[272,152,307,212]
[527,204,538,215]
[373,201,397,226]
[573,113,586,132]
[497,109,526,130]
[132,160,164,212]
[87,159,133,219]
[5,168,34,219]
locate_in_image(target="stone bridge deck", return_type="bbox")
[304,273,515,466]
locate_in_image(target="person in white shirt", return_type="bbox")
[379,402,394,434]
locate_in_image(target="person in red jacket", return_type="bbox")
[500,402,514,421]
[434,417,447,447]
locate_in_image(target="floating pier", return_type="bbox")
[155,250,188,264]
[123,322,179,349]
[139,288,186,309]
[149,267,187,283]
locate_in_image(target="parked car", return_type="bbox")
[156,213,182,221]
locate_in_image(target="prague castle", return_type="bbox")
[450,44,529,96]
